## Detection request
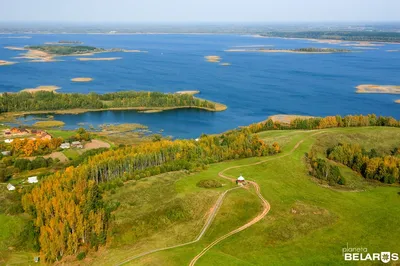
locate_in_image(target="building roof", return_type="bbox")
[7,183,15,191]
[28,176,38,183]
[237,175,245,181]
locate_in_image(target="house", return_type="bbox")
[1,151,11,156]
[4,139,13,144]
[10,128,29,134]
[7,183,15,191]
[28,176,38,184]
[71,141,83,149]
[40,133,52,141]
[236,175,246,185]
[60,143,71,149]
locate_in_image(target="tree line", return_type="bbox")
[327,143,400,184]
[245,114,400,133]
[21,129,280,262]
[0,91,217,113]
[306,154,346,185]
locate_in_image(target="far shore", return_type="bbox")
[225,48,346,54]
[77,57,122,61]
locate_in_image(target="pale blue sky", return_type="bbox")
[1,0,399,22]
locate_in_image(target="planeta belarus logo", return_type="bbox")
[381,252,391,264]
[342,244,399,264]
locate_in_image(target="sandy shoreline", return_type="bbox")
[268,114,315,124]
[175,90,200,95]
[21,85,60,93]
[0,60,17,66]
[225,49,341,54]
[356,84,400,94]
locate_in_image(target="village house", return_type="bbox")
[10,127,29,135]
[4,139,13,144]
[27,176,38,184]
[60,143,71,149]
[7,183,16,191]
[1,151,11,156]
[71,141,83,149]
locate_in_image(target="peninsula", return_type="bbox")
[0,90,227,117]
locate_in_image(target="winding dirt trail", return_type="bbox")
[115,131,323,266]
[188,131,324,266]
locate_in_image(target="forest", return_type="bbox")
[261,31,400,43]
[0,91,218,113]
[245,114,400,133]
[20,129,280,262]
[327,143,400,184]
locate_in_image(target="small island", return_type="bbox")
[205,55,221,63]
[226,47,351,54]
[356,84,400,94]
[0,60,17,66]
[71,77,93,82]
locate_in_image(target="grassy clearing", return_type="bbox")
[62,149,80,160]
[47,129,76,139]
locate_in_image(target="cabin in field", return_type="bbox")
[4,139,13,143]
[7,183,15,191]
[236,175,246,185]
[71,141,83,149]
[60,143,71,149]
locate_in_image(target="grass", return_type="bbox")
[108,127,400,266]
[33,120,65,128]
[63,149,80,160]
[47,129,76,139]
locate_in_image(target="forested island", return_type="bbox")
[226,47,351,53]
[259,31,400,43]
[0,90,227,115]
[26,45,105,55]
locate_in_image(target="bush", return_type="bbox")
[196,179,223,188]
[76,252,86,260]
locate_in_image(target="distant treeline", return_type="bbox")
[0,91,217,113]
[261,31,400,43]
[246,114,400,133]
[327,143,400,184]
[21,129,280,262]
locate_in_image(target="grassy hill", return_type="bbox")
[2,127,399,265]
[70,127,400,266]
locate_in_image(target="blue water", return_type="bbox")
[1,34,399,138]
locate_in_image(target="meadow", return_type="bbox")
[77,127,400,266]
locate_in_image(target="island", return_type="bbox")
[226,47,351,54]
[0,60,16,66]
[356,84,400,94]
[71,77,93,82]
[0,90,227,118]
[205,55,221,63]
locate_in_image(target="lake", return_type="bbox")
[1,34,399,138]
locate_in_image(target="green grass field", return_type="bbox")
[86,127,400,266]
[2,127,400,265]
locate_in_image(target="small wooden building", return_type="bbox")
[236,175,246,185]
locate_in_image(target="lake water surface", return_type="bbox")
[1,34,399,138]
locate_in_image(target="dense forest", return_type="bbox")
[306,155,346,185]
[246,114,400,133]
[27,45,105,55]
[21,129,279,261]
[261,31,400,43]
[327,143,400,184]
[0,91,218,113]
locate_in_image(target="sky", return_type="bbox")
[0,0,399,23]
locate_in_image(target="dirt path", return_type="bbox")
[188,131,324,265]
[115,187,240,266]
[115,131,323,266]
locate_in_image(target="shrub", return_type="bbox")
[76,252,86,260]
[196,179,223,188]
